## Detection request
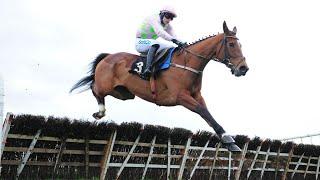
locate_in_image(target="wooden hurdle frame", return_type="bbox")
[1,114,320,179]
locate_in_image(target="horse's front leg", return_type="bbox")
[177,91,241,152]
[177,91,225,135]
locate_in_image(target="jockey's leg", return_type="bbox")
[142,44,159,77]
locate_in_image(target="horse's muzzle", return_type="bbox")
[232,65,249,76]
[239,65,249,75]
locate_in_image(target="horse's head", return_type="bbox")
[215,21,249,76]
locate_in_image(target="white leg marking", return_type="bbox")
[99,104,106,112]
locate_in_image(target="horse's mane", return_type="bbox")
[186,34,217,47]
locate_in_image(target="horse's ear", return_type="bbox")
[223,21,230,34]
[232,26,237,34]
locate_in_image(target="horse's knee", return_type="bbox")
[92,87,106,98]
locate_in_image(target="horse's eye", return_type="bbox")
[229,43,235,47]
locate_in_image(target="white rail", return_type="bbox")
[0,74,4,126]
[282,133,320,141]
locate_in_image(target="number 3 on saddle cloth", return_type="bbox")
[129,48,176,80]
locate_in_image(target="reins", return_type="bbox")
[171,35,241,74]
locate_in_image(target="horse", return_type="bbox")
[70,21,249,152]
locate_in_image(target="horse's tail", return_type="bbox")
[69,53,109,93]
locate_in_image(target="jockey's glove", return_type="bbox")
[172,39,187,48]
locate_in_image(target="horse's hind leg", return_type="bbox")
[91,88,106,120]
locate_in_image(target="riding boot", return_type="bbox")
[141,45,158,78]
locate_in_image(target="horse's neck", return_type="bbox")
[183,34,223,71]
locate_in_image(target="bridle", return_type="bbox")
[213,35,240,68]
[172,34,244,74]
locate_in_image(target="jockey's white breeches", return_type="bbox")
[135,38,175,53]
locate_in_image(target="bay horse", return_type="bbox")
[70,21,248,152]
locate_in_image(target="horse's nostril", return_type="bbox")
[239,66,248,73]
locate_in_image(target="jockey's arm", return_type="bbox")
[149,18,174,41]
[166,24,187,46]
[166,25,179,40]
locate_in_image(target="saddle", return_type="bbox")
[129,48,176,80]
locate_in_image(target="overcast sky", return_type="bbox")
[1,0,320,144]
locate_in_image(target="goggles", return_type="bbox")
[164,13,175,20]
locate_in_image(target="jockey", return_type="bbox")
[135,6,186,77]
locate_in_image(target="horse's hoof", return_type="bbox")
[225,143,241,152]
[92,112,105,120]
[221,134,242,153]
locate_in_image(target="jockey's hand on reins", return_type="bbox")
[179,42,188,48]
[172,39,187,48]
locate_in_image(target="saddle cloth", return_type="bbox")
[129,48,176,80]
